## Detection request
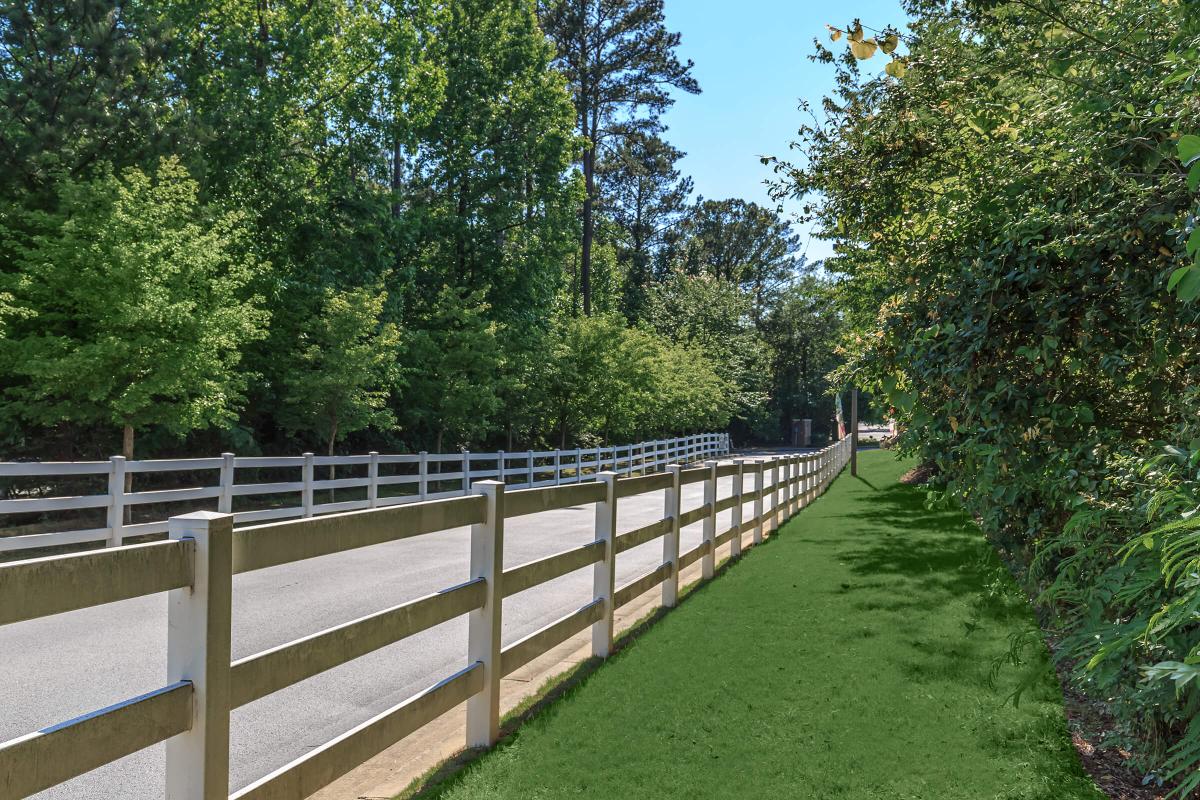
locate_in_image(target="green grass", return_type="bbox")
[415,451,1102,800]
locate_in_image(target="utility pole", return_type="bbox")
[850,388,859,476]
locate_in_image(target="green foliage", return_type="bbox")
[0,0,826,462]
[0,157,268,448]
[771,0,1200,785]
[278,286,401,454]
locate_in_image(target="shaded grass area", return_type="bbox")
[413,451,1102,799]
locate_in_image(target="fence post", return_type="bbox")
[466,480,504,748]
[554,450,562,485]
[218,453,235,515]
[367,452,380,509]
[731,459,745,558]
[166,511,233,800]
[575,448,583,483]
[106,456,126,547]
[663,464,682,607]
[496,450,505,484]
[301,453,314,517]
[593,471,619,658]
[419,451,428,499]
[753,461,765,545]
[462,451,471,495]
[789,455,799,517]
[702,460,717,579]
[526,450,535,486]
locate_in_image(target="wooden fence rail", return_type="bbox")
[0,432,731,554]
[0,438,851,800]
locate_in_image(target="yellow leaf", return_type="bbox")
[880,33,899,54]
[850,38,878,59]
[826,24,842,41]
[950,416,959,432]
[848,22,864,42]
[885,59,907,78]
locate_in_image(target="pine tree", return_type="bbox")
[537,0,698,315]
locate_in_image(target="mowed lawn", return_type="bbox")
[417,450,1102,800]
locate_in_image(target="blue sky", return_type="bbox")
[659,0,909,263]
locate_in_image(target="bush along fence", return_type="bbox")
[0,438,850,799]
[0,433,730,554]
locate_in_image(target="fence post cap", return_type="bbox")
[170,510,230,523]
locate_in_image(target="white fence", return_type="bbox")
[0,438,851,799]
[0,433,730,554]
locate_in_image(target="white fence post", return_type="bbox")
[772,458,784,533]
[663,464,682,607]
[554,450,562,485]
[418,451,428,499]
[592,471,618,658]
[166,511,233,800]
[526,450,535,486]
[496,450,505,484]
[466,480,504,748]
[218,453,235,514]
[367,451,379,509]
[732,459,745,558]
[702,460,717,579]
[575,448,583,483]
[302,453,314,517]
[106,455,126,547]
[462,451,471,495]
[753,462,765,545]
[788,455,798,517]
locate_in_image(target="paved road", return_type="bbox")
[2,473,775,798]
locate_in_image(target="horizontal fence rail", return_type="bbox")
[0,433,731,555]
[0,437,851,799]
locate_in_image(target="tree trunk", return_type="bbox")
[581,144,594,316]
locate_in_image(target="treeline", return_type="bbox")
[776,0,1200,790]
[0,0,841,462]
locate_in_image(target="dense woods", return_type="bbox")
[0,0,842,463]
[776,0,1200,790]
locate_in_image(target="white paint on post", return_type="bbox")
[461,451,471,496]
[106,456,126,548]
[753,462,765,545]
[592,472,618,658]
[553,451,561,485]
[575,449,583,483]
[302,453,314,518]
[702,460,717,578]
[526,450,534,487]
[662,464,682,608]
[466,480,504,748]
[367,452,380,509]
[496,451,505,484]
[218,453,235,514]
[731,460,744,558]
[166,511,233,800]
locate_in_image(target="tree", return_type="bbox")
[642,272,772,433]
[279,286,401,460]
[597,132,693,319]
[401,286,503,451]
[674,198,801,324]
[537,0,699,315]
[0,0,179,199]
[760,275,843,441]
[0,157,268,460]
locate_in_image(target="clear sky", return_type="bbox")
[659,1,909,263]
